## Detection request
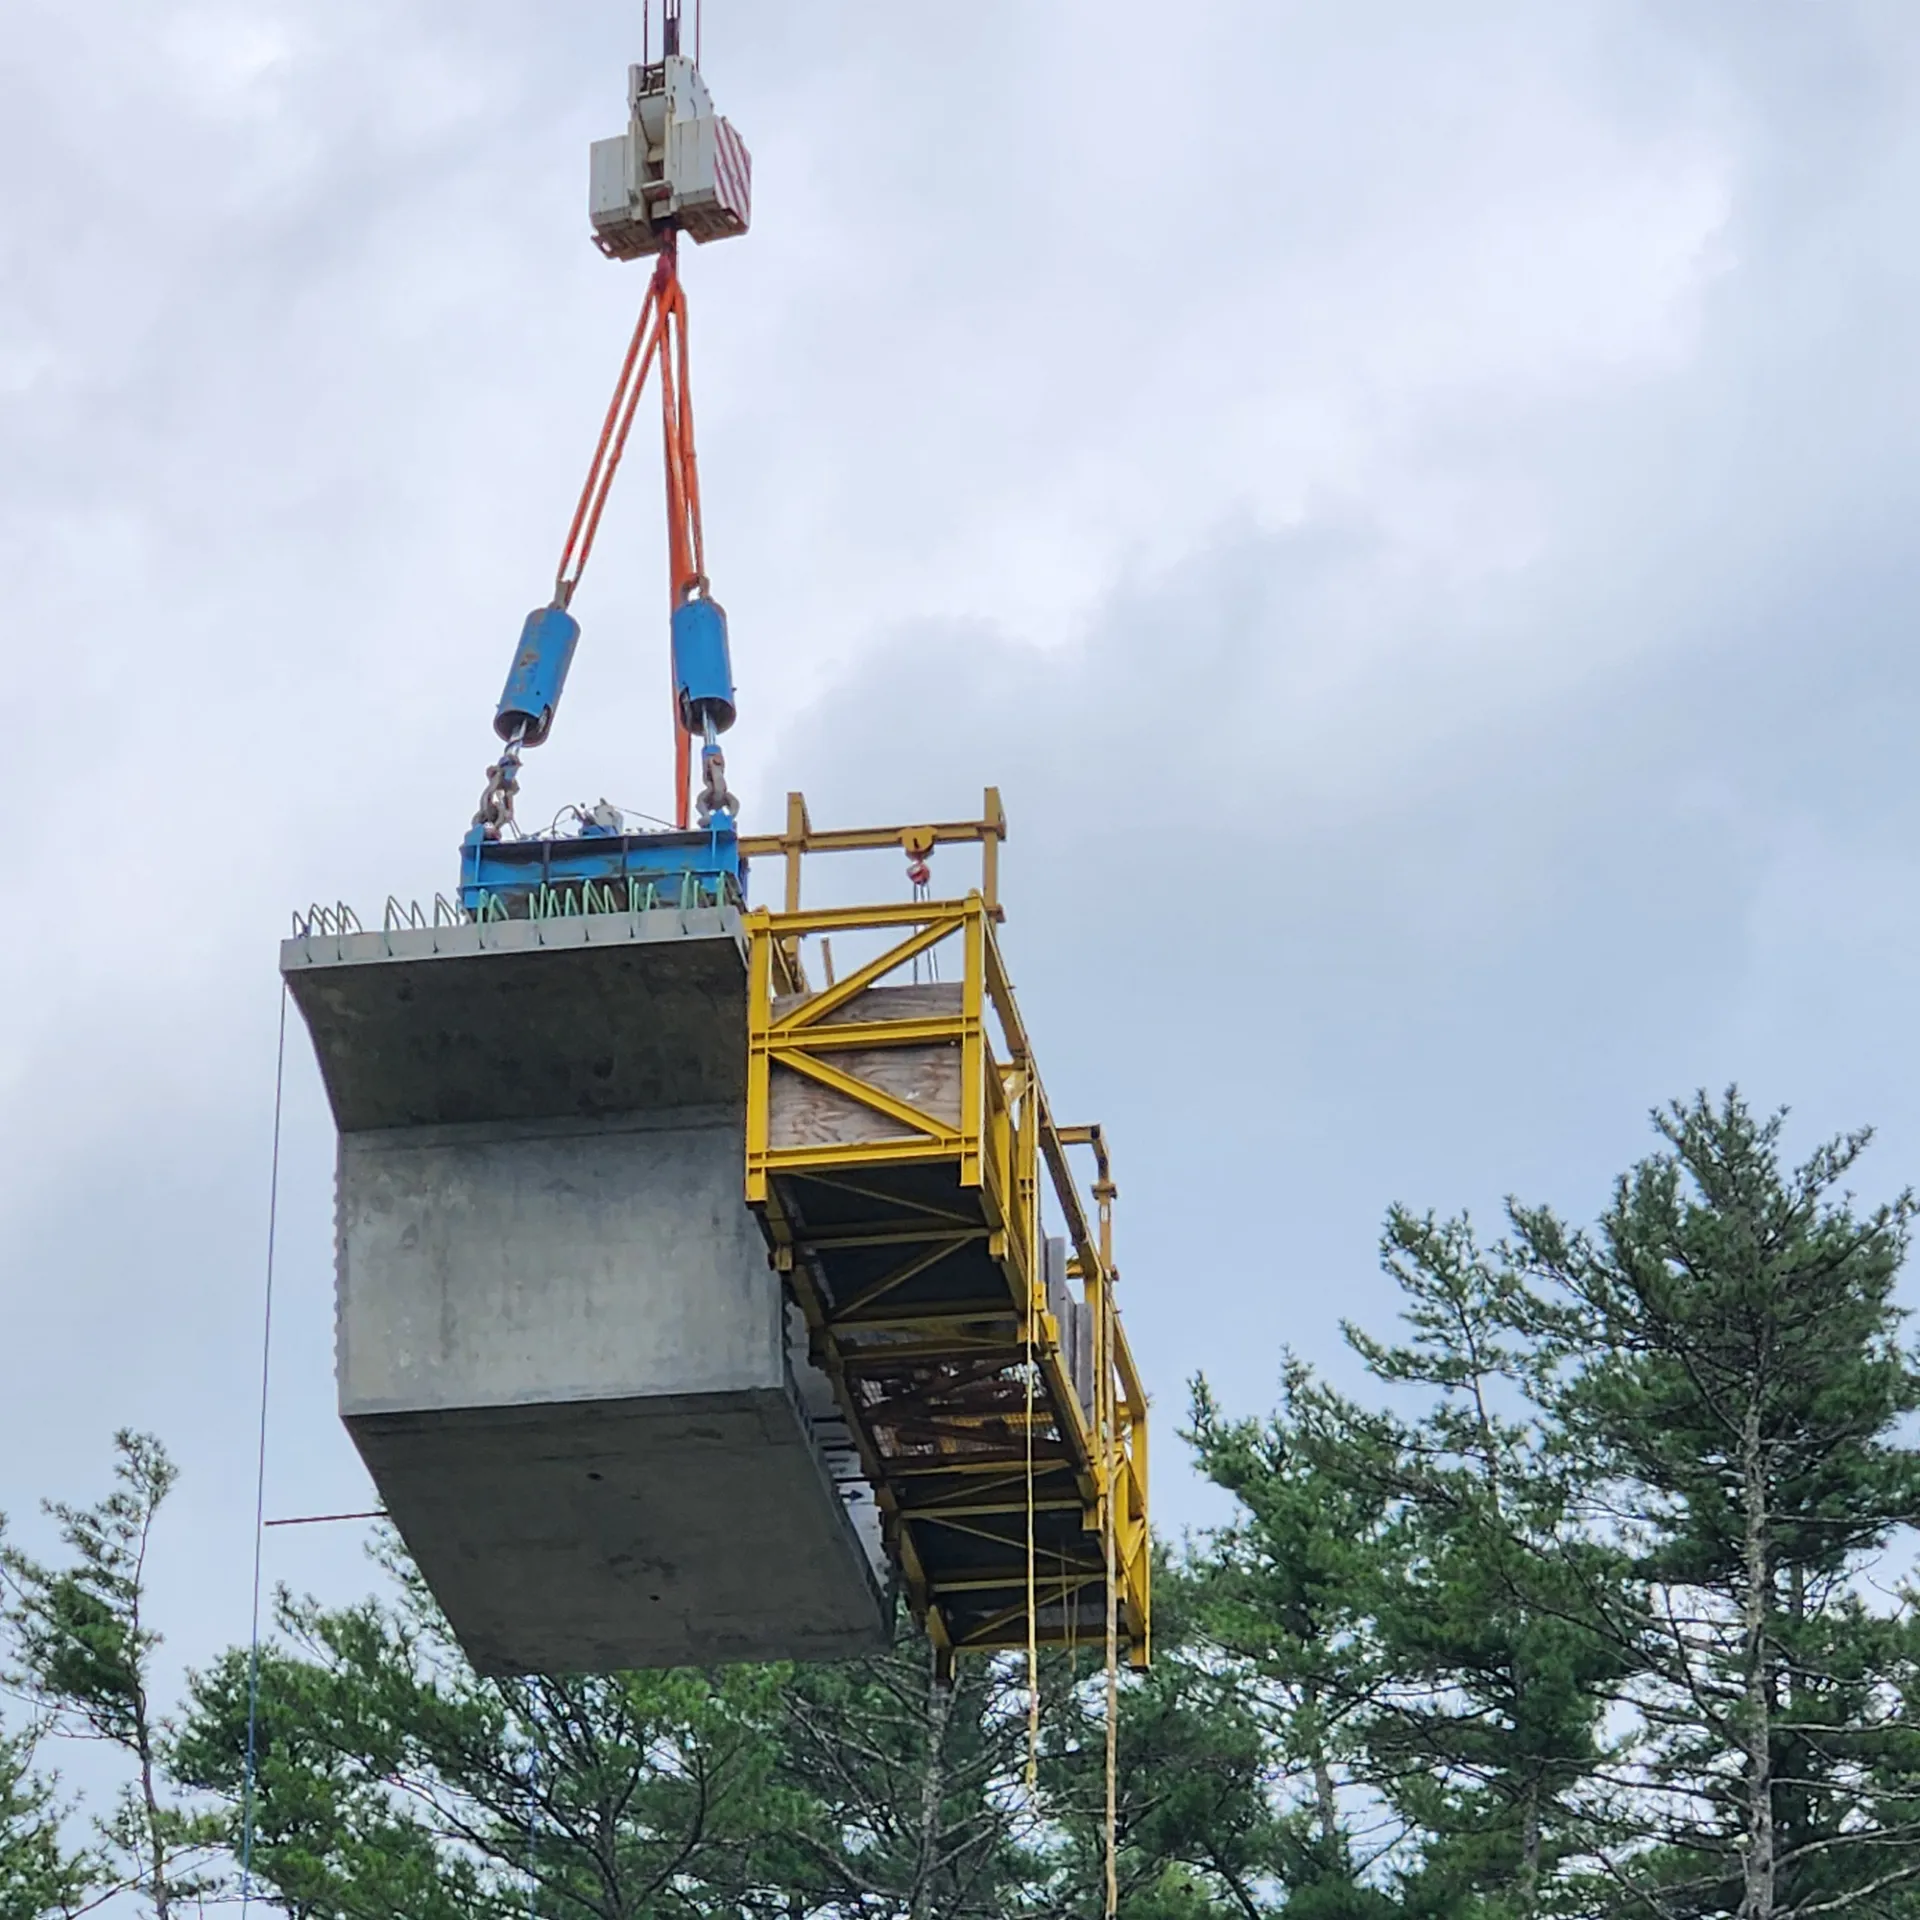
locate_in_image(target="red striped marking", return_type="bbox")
[714,117,752,224]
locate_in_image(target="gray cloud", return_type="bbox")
[4,0,1919,1690]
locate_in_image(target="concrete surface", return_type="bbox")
[282,905,893,1674]
[336,1107,777,1415]
[351,1389,889,1673]
[282,906,749,1129]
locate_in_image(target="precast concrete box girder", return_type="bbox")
[281,906,891,1676]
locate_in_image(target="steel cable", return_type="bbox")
[239,985,290,1914]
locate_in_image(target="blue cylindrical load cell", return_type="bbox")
[671,596,736,735]
[494,605,581,746]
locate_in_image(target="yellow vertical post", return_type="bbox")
[981,786,1005,915]
[1017,1071,1041,1328]
[744,913,773,1206]
[1129,1378,1150,1668]
[781,790,810,913]
[959,899,986,1189]
[776,791,812,993]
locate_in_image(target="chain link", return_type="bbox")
[693,710,738,828]
[695,743,739,828]
[473,730,527,838]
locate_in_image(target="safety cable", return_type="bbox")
[239,986,290,1915]
[1102,1281,1120,1919]
[1024,1288,1039,1798]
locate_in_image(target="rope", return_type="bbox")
[1024,1294,1039,1798]
[239,986,290,1914]
[1101,1287,1119,1919]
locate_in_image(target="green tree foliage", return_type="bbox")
[1,1433,219,1920]
[1189,1268,1625,1919]
[16,1089,1920,1920]
[1038,1567,1295,1919]
[1189,1092,1920,1919]
[1335,1209,1632,1917]
[1511,1092,1920,1919]
[0,1726,93,1920]
[176,1540,798,1920]
[763,1638,1054,1917]
[175,1543,1289,1918]
[1183,1368,1395,1914]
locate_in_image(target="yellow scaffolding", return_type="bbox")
[738,793,1149,1668]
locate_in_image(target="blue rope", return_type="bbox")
[239,985,290,1913]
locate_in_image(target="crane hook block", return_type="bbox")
[590,57,751,261]
[671,596,736,735]
[494,605,581,746]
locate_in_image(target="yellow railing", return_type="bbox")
[740,845,1148,1665]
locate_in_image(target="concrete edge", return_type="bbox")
[342,1383,806,1430]
[280,902,747,973]
[334,1104,748,1153]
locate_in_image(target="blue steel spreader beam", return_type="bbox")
[462,595,741,917]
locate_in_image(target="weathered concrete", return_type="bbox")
[282,907,751,1130]
[281,907,892,1675]
[336,1108,777,1416]
[351,1390,886,1674]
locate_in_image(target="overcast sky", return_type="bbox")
[6,0,1920,1692]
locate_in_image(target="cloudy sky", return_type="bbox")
[6,0,1920,1690]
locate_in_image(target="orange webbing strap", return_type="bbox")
[552,238,707,828]
[655,249,703,827]
[553,252,669,610]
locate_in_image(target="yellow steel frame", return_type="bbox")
[741,786,1007,919]
[740,793,1148,1668]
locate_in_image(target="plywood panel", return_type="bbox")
[770,982,964,1149]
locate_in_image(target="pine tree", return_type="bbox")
[1190,1227,1630,1919]
[179,1535,1277,1917]
[1510,1091,1920,1919]
[1,1433,219,1920]
[1040,1568,1296,1919]
[1343,1210,1633,1918]
[177,1537,796,1920]
[1185,1364,1395,1911]
[763,1639,1048,1918]
[0,1725,95,1920]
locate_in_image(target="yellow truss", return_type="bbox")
[738,795,1148,1670]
